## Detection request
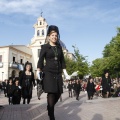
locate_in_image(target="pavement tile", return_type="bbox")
[0,89,120,120]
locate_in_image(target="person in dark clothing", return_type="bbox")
[101,70,111,98]
[86,77,95,100]
[12,79,21,104]
[4,80,8,97]
[37,25,66,120]
[20,62,35,104]
[7,79,14,105]
[67,81,73,98]
[74,80,81,100]
[72,80,76,97]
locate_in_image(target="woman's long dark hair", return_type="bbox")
[23,61,33,72]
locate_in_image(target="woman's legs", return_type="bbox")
[76,91,80,100]
[47,93,61,120]
[27,98,30,104]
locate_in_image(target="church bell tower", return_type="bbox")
[29,15,48,71]
[30,15,48,46]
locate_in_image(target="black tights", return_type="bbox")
[47,93,61,120]
[23,98,30,104]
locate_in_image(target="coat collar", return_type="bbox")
[46,43,61,49]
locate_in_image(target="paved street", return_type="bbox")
[0,89,120,120]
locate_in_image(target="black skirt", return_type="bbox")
[43,72,63,93]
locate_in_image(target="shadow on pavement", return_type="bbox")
[91,114,103,120]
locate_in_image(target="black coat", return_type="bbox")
[68,84,73,91]
[101,77,111,94]
[74,83,81,93]
[37,43,66,93]
[13,86,21,97]
[86,82,95,93]
[7,84,14,97]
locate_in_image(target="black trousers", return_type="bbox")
[47,93,61,120]
[69,90,72,97]
[76,91,80,100]
[87,91,94,99]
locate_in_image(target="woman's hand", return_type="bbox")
[63,69,71,80]
[36,68,43,81]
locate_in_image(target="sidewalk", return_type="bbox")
[0,89,120,120]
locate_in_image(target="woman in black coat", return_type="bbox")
[37,25,66,120]
[20,62,35,104]
[67,80,73,97]
[86,77,95,100]
[74,80,81,100]
[101,70,111,98]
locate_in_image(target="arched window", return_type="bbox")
[40,21,42,25]
[11,70,16,78]
[37,30,40,36]
[42,30,44,36]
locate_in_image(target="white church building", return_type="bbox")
[0,16,75,81]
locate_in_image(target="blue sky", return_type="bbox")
[0,0,120,63]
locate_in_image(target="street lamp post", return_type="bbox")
[2,72,4,81]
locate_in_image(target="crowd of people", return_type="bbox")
[64,70,120,101]
[0,61,44,105]
[1,70,120,105]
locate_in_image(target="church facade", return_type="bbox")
[0,16,75,81]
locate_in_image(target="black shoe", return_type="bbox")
[76,98,79,101]
[49,116,55,120]
[27,99,30,104]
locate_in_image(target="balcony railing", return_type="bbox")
[9,62,24,70]
[9,62,18,69]
[0,62,3,68]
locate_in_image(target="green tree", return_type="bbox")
[65,45,89,79]
[90,27,120,78]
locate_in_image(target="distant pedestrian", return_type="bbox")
[20,62,35,104]
[4,80,8,97]
[7,79,14,105]
[101,70,111,98]
[68,81,73,98]
[72,80,76,97]
[86,77,95,100]
[74,80,81,100]
[12,79,21,104]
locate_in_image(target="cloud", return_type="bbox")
[0,0,54,16]
[0,0,120,23]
